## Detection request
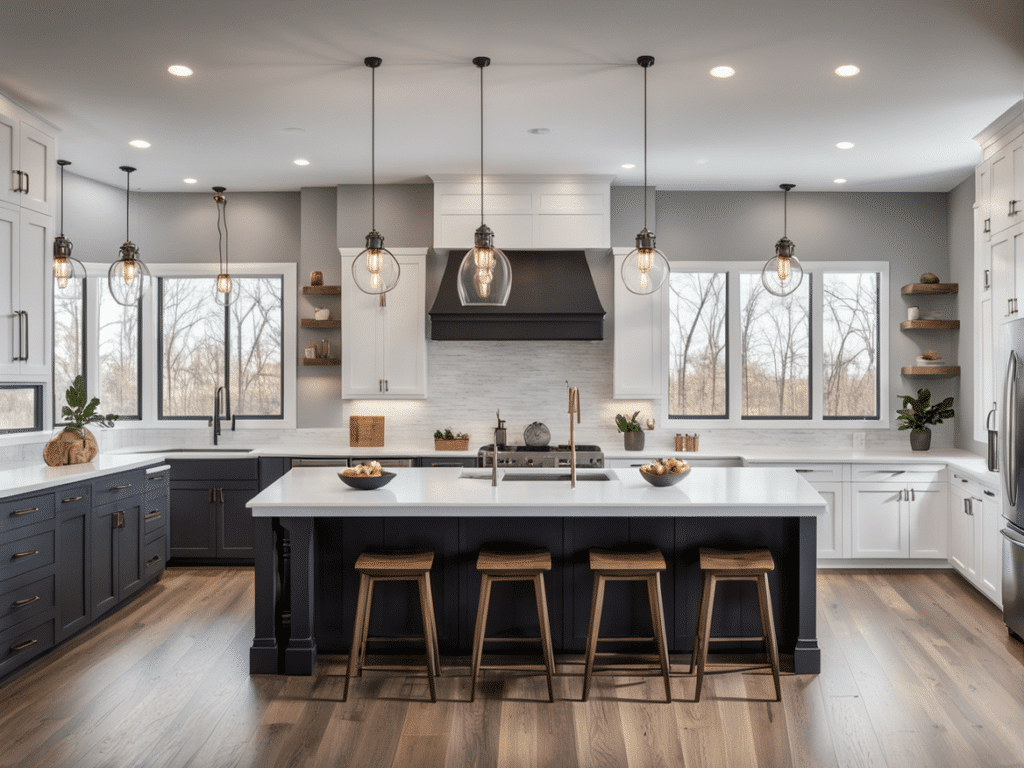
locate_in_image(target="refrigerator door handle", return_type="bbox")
[1001,526,1024,547]
[1002,350,1018,507]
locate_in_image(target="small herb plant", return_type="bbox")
[896,388,954,431]
[61,375,118,433]
[434,429,468,440]
[615,411,642,434]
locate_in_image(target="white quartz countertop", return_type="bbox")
[247,466,827,518]
[0,455,165,499]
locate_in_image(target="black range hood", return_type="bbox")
[429,250,606,341]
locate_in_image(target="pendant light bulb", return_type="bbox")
[457,57,512,307]
[353,57,401,300]
[621,56,669,296]
[761,184,804,297]
[212,187,237,307]
[107,166,152,306]
[54,159,85,296]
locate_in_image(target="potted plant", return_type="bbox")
[616,411,645,451]
[896,388,953,451]
[44,375,119,466]
[434,428,470,451]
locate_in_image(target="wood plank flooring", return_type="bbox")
[1,567,1022,768]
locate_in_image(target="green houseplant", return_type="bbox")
[433,428,469,450]
[616,411,645,451]
[44,375,118,466]
[896,388,953,451]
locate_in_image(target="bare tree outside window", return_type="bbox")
[53,278,84,422]
[97,283,140,417]
[823,272,879,418]
[229,277,282,417]
[740,273,810,417]
[668,272,727,417]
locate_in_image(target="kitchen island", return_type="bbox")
[247,466,826,676]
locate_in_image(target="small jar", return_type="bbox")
[675,434,683,452]
[907,306,920,321]
[310,270,324,286]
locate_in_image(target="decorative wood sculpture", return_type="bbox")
[44,428,98,466]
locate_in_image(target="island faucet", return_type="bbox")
[213,386,224,445]
[492,426,500,487]
[567,382,580,488]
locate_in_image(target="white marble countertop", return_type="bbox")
[0,455,166,499]
[246,466,827,518]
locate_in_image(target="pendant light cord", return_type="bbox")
[783,187,787,237]
[59,163,65,235]
[371,63,376,232]
[643,62,648,232]
[480,61,484,228]
[216,197,227,274]
[125,168,131,243]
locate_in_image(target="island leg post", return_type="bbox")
[250,516,281,674]
[284,517,317,675]
[792,515,820,674]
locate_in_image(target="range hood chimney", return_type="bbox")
[430,250,606,340]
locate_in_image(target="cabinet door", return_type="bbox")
[809,481,845,559]
[118,504,143,600]
[0,104,18,210]
[90,504,119,617]
[169,486,217,558]
[56,496,91,641]
[217,485,256,559]
[0,205,19,375]
[18,209,51,376]
[980,491,1003,606]
[948,484,977,579]
[380,255,426,398]
[613,260,667,399]
[907,481,948,559]
[991,229,1017,325]
[990,142,1018,236]
[340,257,385,398]
[850,484,905,558]
[17,123,54,216]
[977,160,992,243]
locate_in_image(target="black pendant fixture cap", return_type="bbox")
[473,56,491,68]
[474,224,495,250]
[364,229,384,250]
[364,56,381,68]
[637,55,655,68]
[119,165,136,174]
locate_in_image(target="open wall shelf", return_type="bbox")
[302,285,341,296]
[300,319,341,329]
[901,283,958,295]
[901,366,960,376]
[899,320,960,330]
[299,358,340,366]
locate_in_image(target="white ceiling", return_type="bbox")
[1,0,1021,193]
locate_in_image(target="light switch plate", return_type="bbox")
[853,432,866,450]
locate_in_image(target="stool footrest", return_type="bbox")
[594,636,655,644]
[479,664,548,671]
[482,636,542,643]
[360,663,438,672]
[708,636,767,643]
[364,636,431,643]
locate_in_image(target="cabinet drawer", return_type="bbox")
[754,463,844,482]
[0,572,54,631]
[1,493,55,533]
[143,536,166,579]
[168,459,258,482]
[950,472,1000,498]
[56,486,91,517]
[0,615,54,677]
[850,464,946,483]
[92,469,145,506]
[142,495,169,536]
[144,466,171,494]
[1,528,56,583]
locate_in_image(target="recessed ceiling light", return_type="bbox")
[834,65,860,77]
[621,163,636,169]
[168,65,193,77]
[293,158,310,166]
[527,128,552,135]
[835,141,855,149]
[710,66,735,78]
[183,178,197,184]
[129,139,151,148]
[834,178,847,184]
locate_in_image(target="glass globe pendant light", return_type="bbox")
[107,165,152,306]
[53,159,86,295]
[457,56,511,306]
[761,183,804,297]
[620,55,669,295]
[211,186,237,307]
[353,56,400,306]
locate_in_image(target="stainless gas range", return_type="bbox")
[477,444,604,469]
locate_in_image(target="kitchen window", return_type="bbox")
[667,261,887,427]
[53,276,85,422]
[0,384,43,434]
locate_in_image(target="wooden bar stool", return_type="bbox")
[582,548,672,703]
[345,549,441,702]
[690,547,782,702]
[470,548,557,702]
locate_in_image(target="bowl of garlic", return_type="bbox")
[338,461,396,490]
[638,458,690,487]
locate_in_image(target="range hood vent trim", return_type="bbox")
[429,249,606,341]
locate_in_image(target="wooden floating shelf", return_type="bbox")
[302,285,341,296]
[299,358,340,366]
[899,320,961,330]
[901,366,960,376]
[900,283,958,295]
[300,319,341,329]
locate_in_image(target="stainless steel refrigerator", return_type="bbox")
[998,318,1024,642]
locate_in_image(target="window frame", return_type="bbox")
[0,383,44,434]
[663,260,889,429]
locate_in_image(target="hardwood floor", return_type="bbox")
[1,567,1022,768]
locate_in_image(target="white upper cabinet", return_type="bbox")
[0,96,56,217]
[340,248,427,399]
[0,207,51,377]
[612,248,667,399]
[975,102,1024,239]
[430,176,612,250]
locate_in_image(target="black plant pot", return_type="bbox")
[909,428,931,451]
[624,431,645,451]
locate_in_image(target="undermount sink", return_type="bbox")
[460,471,612,482]
[140,447,255,454]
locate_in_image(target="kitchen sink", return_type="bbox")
[459,471,612,482]
[139,447,256,454]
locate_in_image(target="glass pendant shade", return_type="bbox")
[457,225,511,305]
[621,227,669,295]
[110,165,151,306]
[761,184,803,297]
[353,229,401,296]
[213,273,235,307]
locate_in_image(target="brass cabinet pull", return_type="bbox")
[144,510,162,521]
[61,496,84,503]
[10,507,40,516]
[110,483,132,490]
[145,555,162,568]
[112,510,125,529]
[148,476,164,482]
[12,550,39,560]
[11,638,37,652]
[218,488,225,504]
[384,379,388,392]
[208,488,214,504]
[13,595,40,608]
